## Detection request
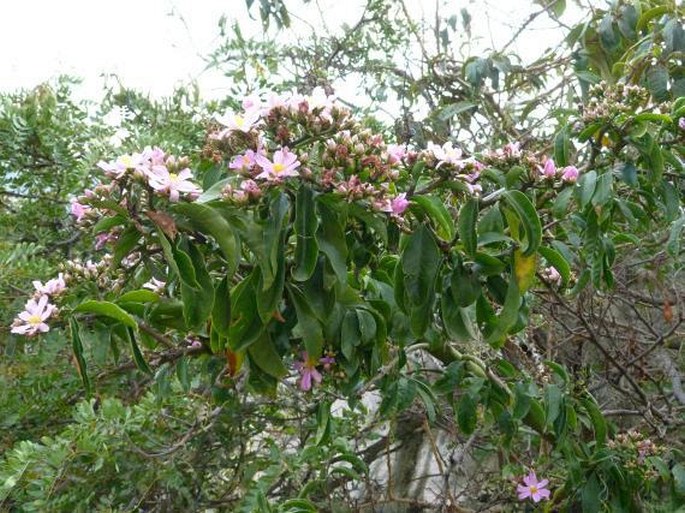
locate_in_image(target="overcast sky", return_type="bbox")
[0,0,582,101]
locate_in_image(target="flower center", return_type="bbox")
[272,163,285,174]
[235,116,244,127]
[28,314,42,325]
[169,172,178,183]
[120,155,134,168]
[530,485,538,494]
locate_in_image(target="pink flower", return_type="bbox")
[146,167,201,202]
[540,158,557,179]
[142,277,166,294]
[561,165,579,183]
[95,232,117,250]
[319,353,336,371]
[97,153,145,179]
[215,109,261,134]
[229,149,258,172]
[503,142,521,158]
[387,144,407,164]
[517,472,551,503]
[294,353,323,391]
[11,295,56,336]
[391,193,410,215]
[33,273,66,296]
[679,117,685,130]
[254,147,301,180]
[541,266,562,286]
[427,141,463,166]
[70,200,91,222]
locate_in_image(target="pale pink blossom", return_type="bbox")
[503,142,522,158]
[517,472,550,503]
[229,149,259,171]
[97,153,145,179]
[427,141,463,166]
[32,273,66,296]
[70,200,91,222]
[561,165,579,183]
[294,352,323,391]
[95,232,117,250]
[142,277,166,294]
[679,117,685,130]
[11,295,56,337]
[541,266,562,286]
[215,109,261,134]
[391,193,410,215]
[254,147,301,180]
[387,144,407,164]
[319,353,336,371]
[146,167,201,202]
[540,158,557,179]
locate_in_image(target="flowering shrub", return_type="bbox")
[7,74,685,509]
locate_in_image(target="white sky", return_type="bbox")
[0,0,583,101]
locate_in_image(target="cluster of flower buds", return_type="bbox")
[537,157,580,183]
[607,429,662,468]
[582,82,651,124]
[10,273,66,336]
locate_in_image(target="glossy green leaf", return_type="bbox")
[174,202,239,276]
[212,275,231,337]
[110,225,140,269]
[74,300,138,330]
[501,191,542,256]
[288,284,324,358]
[180,242,214,330]
[412,195,455,241]
[69,318,91,395]
[229,273,262,351]
[458,198,478,257]
[401,224,442,306]
[248,332,287,379]
[554,125,570,166]
[293,185,319,281]
[577,169,597,208]
[486,277,520,348]
[316,200,348,286]
[126,327,152,374]
[457,394,477,435]
[581,395,607,447]
[116,289,159,304]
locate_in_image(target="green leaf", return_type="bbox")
[401,225,442,306]
[110,225,141,269]
[592,171,613,206]
[457,394,477,434]
[315,401,331,446]
[74,300,138,330]
[673,464,685,496]
[69,318,91,394]
[437,101,477,120]
[248,332,287,378]
[450,261,481,307]
[581,395,607,447]
[229,273,263,351]
[441,291,476,341]
[501,191,542,256]
[196,177,230,203]
[116,289,159,304]
[126,327,152,374]
[554,125,570,166]
[647,64,669,102]
[598,14,619,53]
[458,198,478,257]
[180,242,215,330]
[293,185,319,281]
[545,384,563,426]
[173,202,239,276]
[581,473,602,513]
[486,277,520,348]
[577,169,597,208]
[412,195,455,241]
[288,284,324,358]
[316,200,348,286]
[212,275,231,337]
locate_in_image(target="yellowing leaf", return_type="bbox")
[514,249,537,292]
